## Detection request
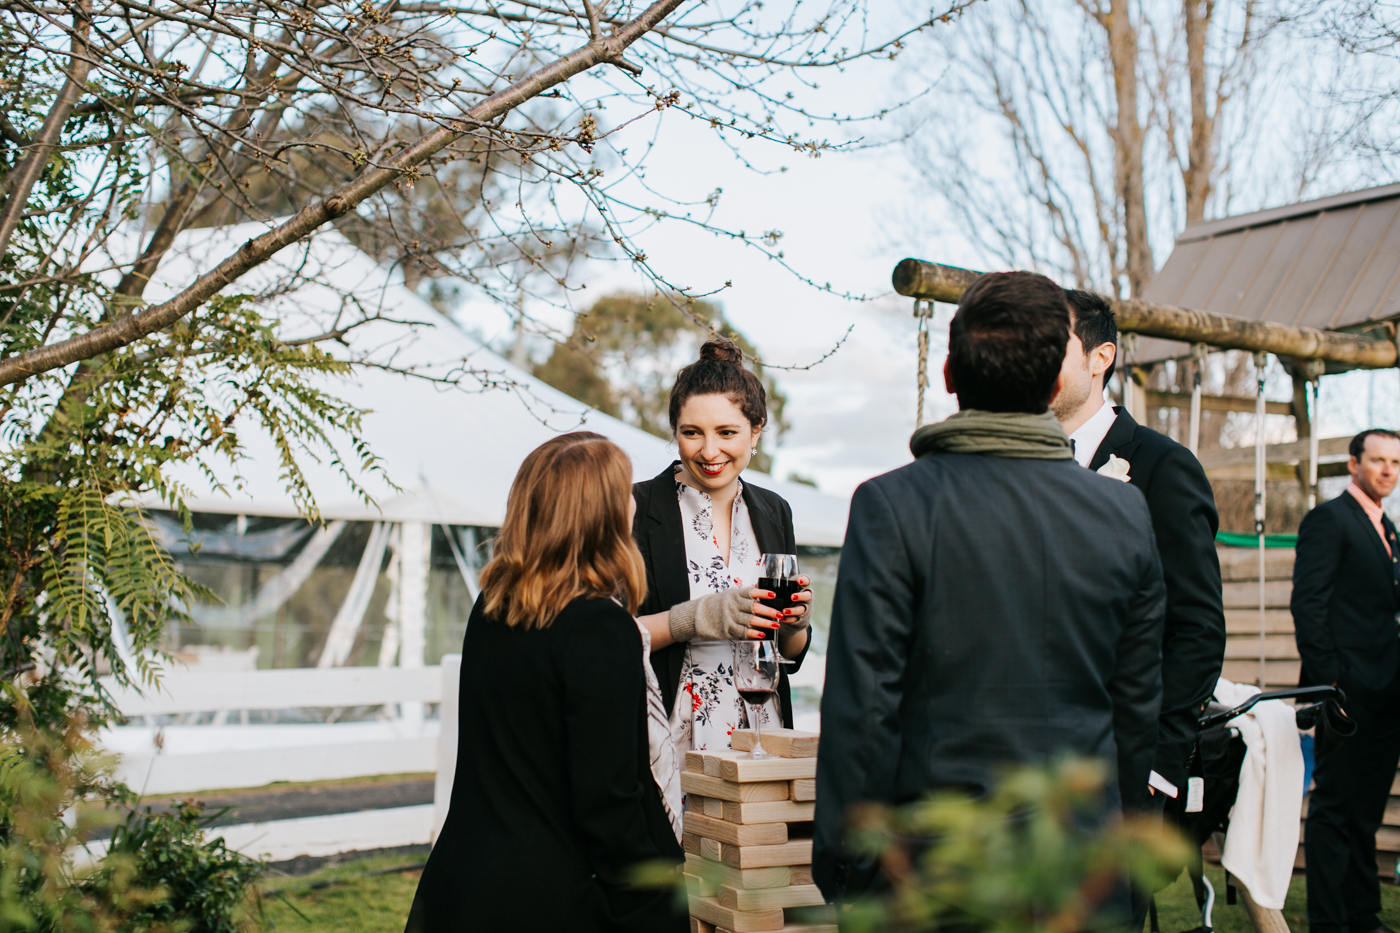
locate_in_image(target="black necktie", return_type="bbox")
[1382,513,1400,586]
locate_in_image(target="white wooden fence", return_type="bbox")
[92,660,463,862]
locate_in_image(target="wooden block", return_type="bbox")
[716,756,817,783]
[789,866,813,886]
[686,854,792,890]
[685,872,717,897]
[684,832,702,855]
[687,795,724,818]
[790,779,816,802]
[690,918,717,933]
[686,750,708,773]
[688,895,785,932]
[685,812,788,848]
[722,839,813,868]
[683,772,792,803]
[722,800,815,825]
[701,836,723,861]
[718,884,826,911]
[701,749,751,777]
[730,729,820,758]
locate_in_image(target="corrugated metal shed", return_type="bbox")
[1134,183,1400,364]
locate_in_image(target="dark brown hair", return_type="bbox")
[478,432,647,629]
[667,337,767,431]
[1064,288,1118,387]
[948,271,1071,413]
[1350,428,1400,459]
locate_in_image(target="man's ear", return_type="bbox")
[1349,455,1360,478]
[943,358,955,394]
[1091,341,1116,379]
[1048,372,1064,407]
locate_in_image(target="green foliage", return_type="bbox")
[88,801,265,933]
[0,716,263,933]
[0,28,371,933]
[834,758,1192,932]
[532,293,788,472]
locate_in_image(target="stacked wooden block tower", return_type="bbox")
[682,728,835,933]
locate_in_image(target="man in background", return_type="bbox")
[1051,292,1226,794]
[1294,429,1400,933]
[813,271,1166,911]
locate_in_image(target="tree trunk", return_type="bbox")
[1106,0,1154,295]
[1184,0,1215,222]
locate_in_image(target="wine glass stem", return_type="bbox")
[751,703,766,756]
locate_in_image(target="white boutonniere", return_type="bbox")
[1097,454,1132,483]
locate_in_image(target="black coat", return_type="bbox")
[632,462,808,728]
[813,452,1166,901]
[1087,407,1226,790]
[1292,491,1400,698]
[405,596,686,933]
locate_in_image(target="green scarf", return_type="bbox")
[909,409,1073,460]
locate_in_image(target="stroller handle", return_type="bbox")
[1198,684,1345,731]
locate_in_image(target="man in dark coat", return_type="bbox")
[1053,290,1226,805]
[813,271,1167,908]
[1293,428,1400,933]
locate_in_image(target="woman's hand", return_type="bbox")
[777,576,813,659]
[668,586,783,644]
[778,575,814,633]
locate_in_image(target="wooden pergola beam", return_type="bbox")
[892,258,1398,369]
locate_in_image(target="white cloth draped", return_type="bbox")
[1215,677,1305,910]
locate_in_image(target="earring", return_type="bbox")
[751,447,758,456]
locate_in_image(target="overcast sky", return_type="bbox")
[452,9,1400,499]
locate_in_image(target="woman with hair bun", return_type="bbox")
[633,337,813,752]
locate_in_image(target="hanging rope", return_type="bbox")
[914,299,934,427]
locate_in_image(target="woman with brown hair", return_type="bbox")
[633,337,814,753]
[405,432,688,933]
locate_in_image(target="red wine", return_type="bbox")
[737,687,775,706]
[757,578,801,641]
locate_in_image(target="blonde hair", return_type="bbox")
[478,432,647,629]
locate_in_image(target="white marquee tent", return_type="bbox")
[127,222,850,546]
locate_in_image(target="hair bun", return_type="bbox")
[699,337,744,364]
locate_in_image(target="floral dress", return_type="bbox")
[670,477,780,752]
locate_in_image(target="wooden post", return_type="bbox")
[433,653,461,843]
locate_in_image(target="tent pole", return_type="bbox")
[398,521,431,732]
[1254,352,1268,689]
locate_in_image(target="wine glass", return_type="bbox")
[757,554,800,643]
[733,641,780,760]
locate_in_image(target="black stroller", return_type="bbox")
[1150,683,1354,933]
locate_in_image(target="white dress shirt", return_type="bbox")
[1068,398,1118,468]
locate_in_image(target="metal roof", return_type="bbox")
[1133,183,1400,364]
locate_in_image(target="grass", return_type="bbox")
[257,853,424,933]
[256,854,1400,932]
[1151,864,1400,932]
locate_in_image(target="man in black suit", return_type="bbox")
[814,271,1167,909]
[1052,290,1226,808]
[1294,428,1400,933]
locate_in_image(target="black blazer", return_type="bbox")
[1292,491,1400,698]
[1088,407,1226,790]
[405,596,686,933]
[632,462,808,728]
[813,452,1166,901]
